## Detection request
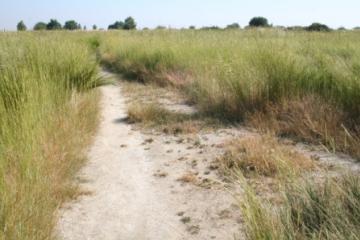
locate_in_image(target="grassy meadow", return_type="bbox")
[0,32,101,239]
[98,29,360,240]
[99,29,360,159]
[1,28,360,240]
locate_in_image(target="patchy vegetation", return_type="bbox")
[218,135,314,178]
[99,29,360,159]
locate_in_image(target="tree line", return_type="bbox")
[201,17,334,32]
[16,16,353,32]
[16,17,137,31]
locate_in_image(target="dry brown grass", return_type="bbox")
[127,103,216,134]
[127,103,185,125]
[247,96,360,160]
[218,135,315,178]
[43,91,100,202]
[177,172,198,184]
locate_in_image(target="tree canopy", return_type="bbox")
[47,19,62,30]
[33,22,47,31]
[249,17,269,27]
[64,20,80,30]
[108,17,136,30]
[108,21,124,30]
[124,17,136,30]
[17,21,27,31]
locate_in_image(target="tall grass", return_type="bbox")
[219,134,360,240]
[0,32,101,239]
[99,29,360,158]
[241,173,360,240]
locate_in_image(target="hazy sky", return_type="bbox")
[0,0,359,30]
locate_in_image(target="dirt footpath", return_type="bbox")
[57,76,244,240]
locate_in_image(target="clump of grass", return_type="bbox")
[0,32,101,239]
[127,103,212,134]
[241,173,360,240]
[127,103,184,124]
[218,135,314,177]
[247,96,360,160]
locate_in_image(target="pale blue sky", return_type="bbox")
[0,0,359,30]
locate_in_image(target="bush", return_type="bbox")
[249,17,269,27]
[306,23,331,32]
[201,26,221,30]
[33,22,47,31]
[226,23,240,29]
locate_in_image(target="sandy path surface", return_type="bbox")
[57,77,243,240]
[57,84,185,240]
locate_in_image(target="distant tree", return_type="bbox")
[108,21,124,30]
[156,25,167,30]
[306,23,331,32]
[123,17,136,30]
[64,20,80,30]
[353,27,360,30]
[83,25,87,31]
[47,19,62,30]
[17,21,27,31]
[201,26,221,30]
[189,25,196,30]
[92,24,97,30]
[142,27,149,30]
[338,26,346,31]
[226,23,240,29]
[287,26,305,31]
[249,17,269,27]
[33,22,47,31]
[274,25,285,30]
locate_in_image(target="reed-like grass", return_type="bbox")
[0,32,101,239]
[99,29,360,158]
[241,173,360,240]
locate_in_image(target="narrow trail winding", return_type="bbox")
[57,83,185,239]
[57,72,245,240]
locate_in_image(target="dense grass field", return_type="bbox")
[98,29,360,240]
[1,29,360,240]
[100,29,360,159]
[0,32,101,239]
